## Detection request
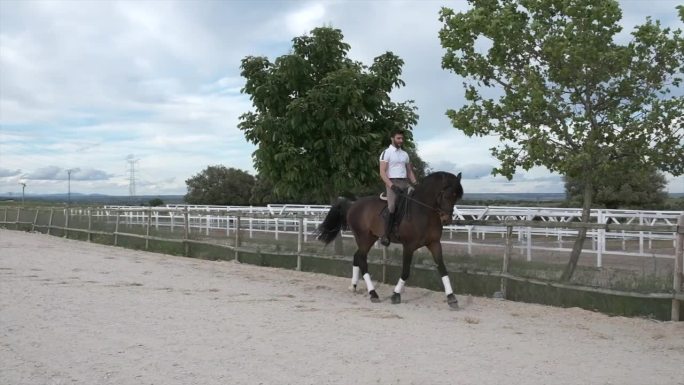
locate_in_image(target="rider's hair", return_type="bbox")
[390,129,404,137]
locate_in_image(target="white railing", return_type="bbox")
[94,204,684,266]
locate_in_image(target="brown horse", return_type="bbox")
[316,171,463,308]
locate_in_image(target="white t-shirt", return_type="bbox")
[379,145,409,178]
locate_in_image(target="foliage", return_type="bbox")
[565,163,668,209]
[439,0,684,280]
[184,166,255,205]
[664,196,684,210]
[239,27,418,202]
[148,198,165,207]
[440,0,683,182]
[249,147,429,204]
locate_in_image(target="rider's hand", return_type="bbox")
[407,186,415,195]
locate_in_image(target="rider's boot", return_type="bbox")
[380,212,395,247]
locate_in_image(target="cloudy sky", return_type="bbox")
[1,0,682,196]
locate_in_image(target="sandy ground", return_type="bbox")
[1,229,683,385]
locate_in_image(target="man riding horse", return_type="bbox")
[379,129,418,246]
[316,128,463,308]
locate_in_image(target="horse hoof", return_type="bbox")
[391,292,401,304]
[447,294,459,309]
[349,284,357,293]
[369,290,380,303]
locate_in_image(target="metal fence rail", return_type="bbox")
[4,204,682,266]
[100,204,682,264]
[2,205,683,321]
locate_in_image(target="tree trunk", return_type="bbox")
[560,179,593,281]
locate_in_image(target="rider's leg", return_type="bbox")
[380,185,396,246]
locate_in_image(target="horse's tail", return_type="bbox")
[315,197,354,245]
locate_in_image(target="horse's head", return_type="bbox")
[416,171,463,225]
[435,172,463,224]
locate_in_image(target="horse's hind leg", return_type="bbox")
[350,250,361,292]
[356,236,380,302]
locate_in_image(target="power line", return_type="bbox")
[126,155,140,199]
[66,169,74,205]
[19,182,26,205]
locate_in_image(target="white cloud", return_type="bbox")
[21,166,113,181]
[429,161,495,179]
[0,0,681,196]
[23,166,63,180]
[0,168,21,178]
[286,3,327,35]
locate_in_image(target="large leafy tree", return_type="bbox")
[565,163,668,209]
[249,147,430,205]
[439,0,684,280]
[239,27,418,203]
[184,166,255,205]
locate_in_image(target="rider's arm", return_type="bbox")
[407,162,417,185]
[380,161,393,188]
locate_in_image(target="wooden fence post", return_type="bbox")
[47,209,54,235]
[2,207,7,223]
[31,209,39,232]
[15,207,21,229]
[87,208,92,242]
[225,213,230,237]
[183,207,189,257]
[501,225,513,299]
[235,215,241,262]
[297,216,303,271]
[673,214,684,321]
[64,208,69,238]
[145,208,152,250]
[114,210,121,246]
[382,246,388,284]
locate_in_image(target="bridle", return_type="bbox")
[397,188,453,220]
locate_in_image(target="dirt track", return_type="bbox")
[1,229,683,385]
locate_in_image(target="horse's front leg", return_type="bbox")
[391,246,414,304]
[427,241,458,309]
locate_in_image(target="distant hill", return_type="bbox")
[1,192,681,206]
[462,193,566,202]
[0,193,185,205]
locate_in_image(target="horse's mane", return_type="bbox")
[416,171,457,188]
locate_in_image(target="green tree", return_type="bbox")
[249,173,306,205]
[249,174,276,205]
[439,0,684,280]
[565,164,668,209]
[239,27,418,203]
[148,198,165,207]
[184,166,255,205]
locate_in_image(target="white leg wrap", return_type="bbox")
[363,273,375,292]
[442,275,454,296]
[352,266,360,285]
[394,278,405,294]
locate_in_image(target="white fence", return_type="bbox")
[95,204,684,266]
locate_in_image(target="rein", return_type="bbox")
[396,189,449,217]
